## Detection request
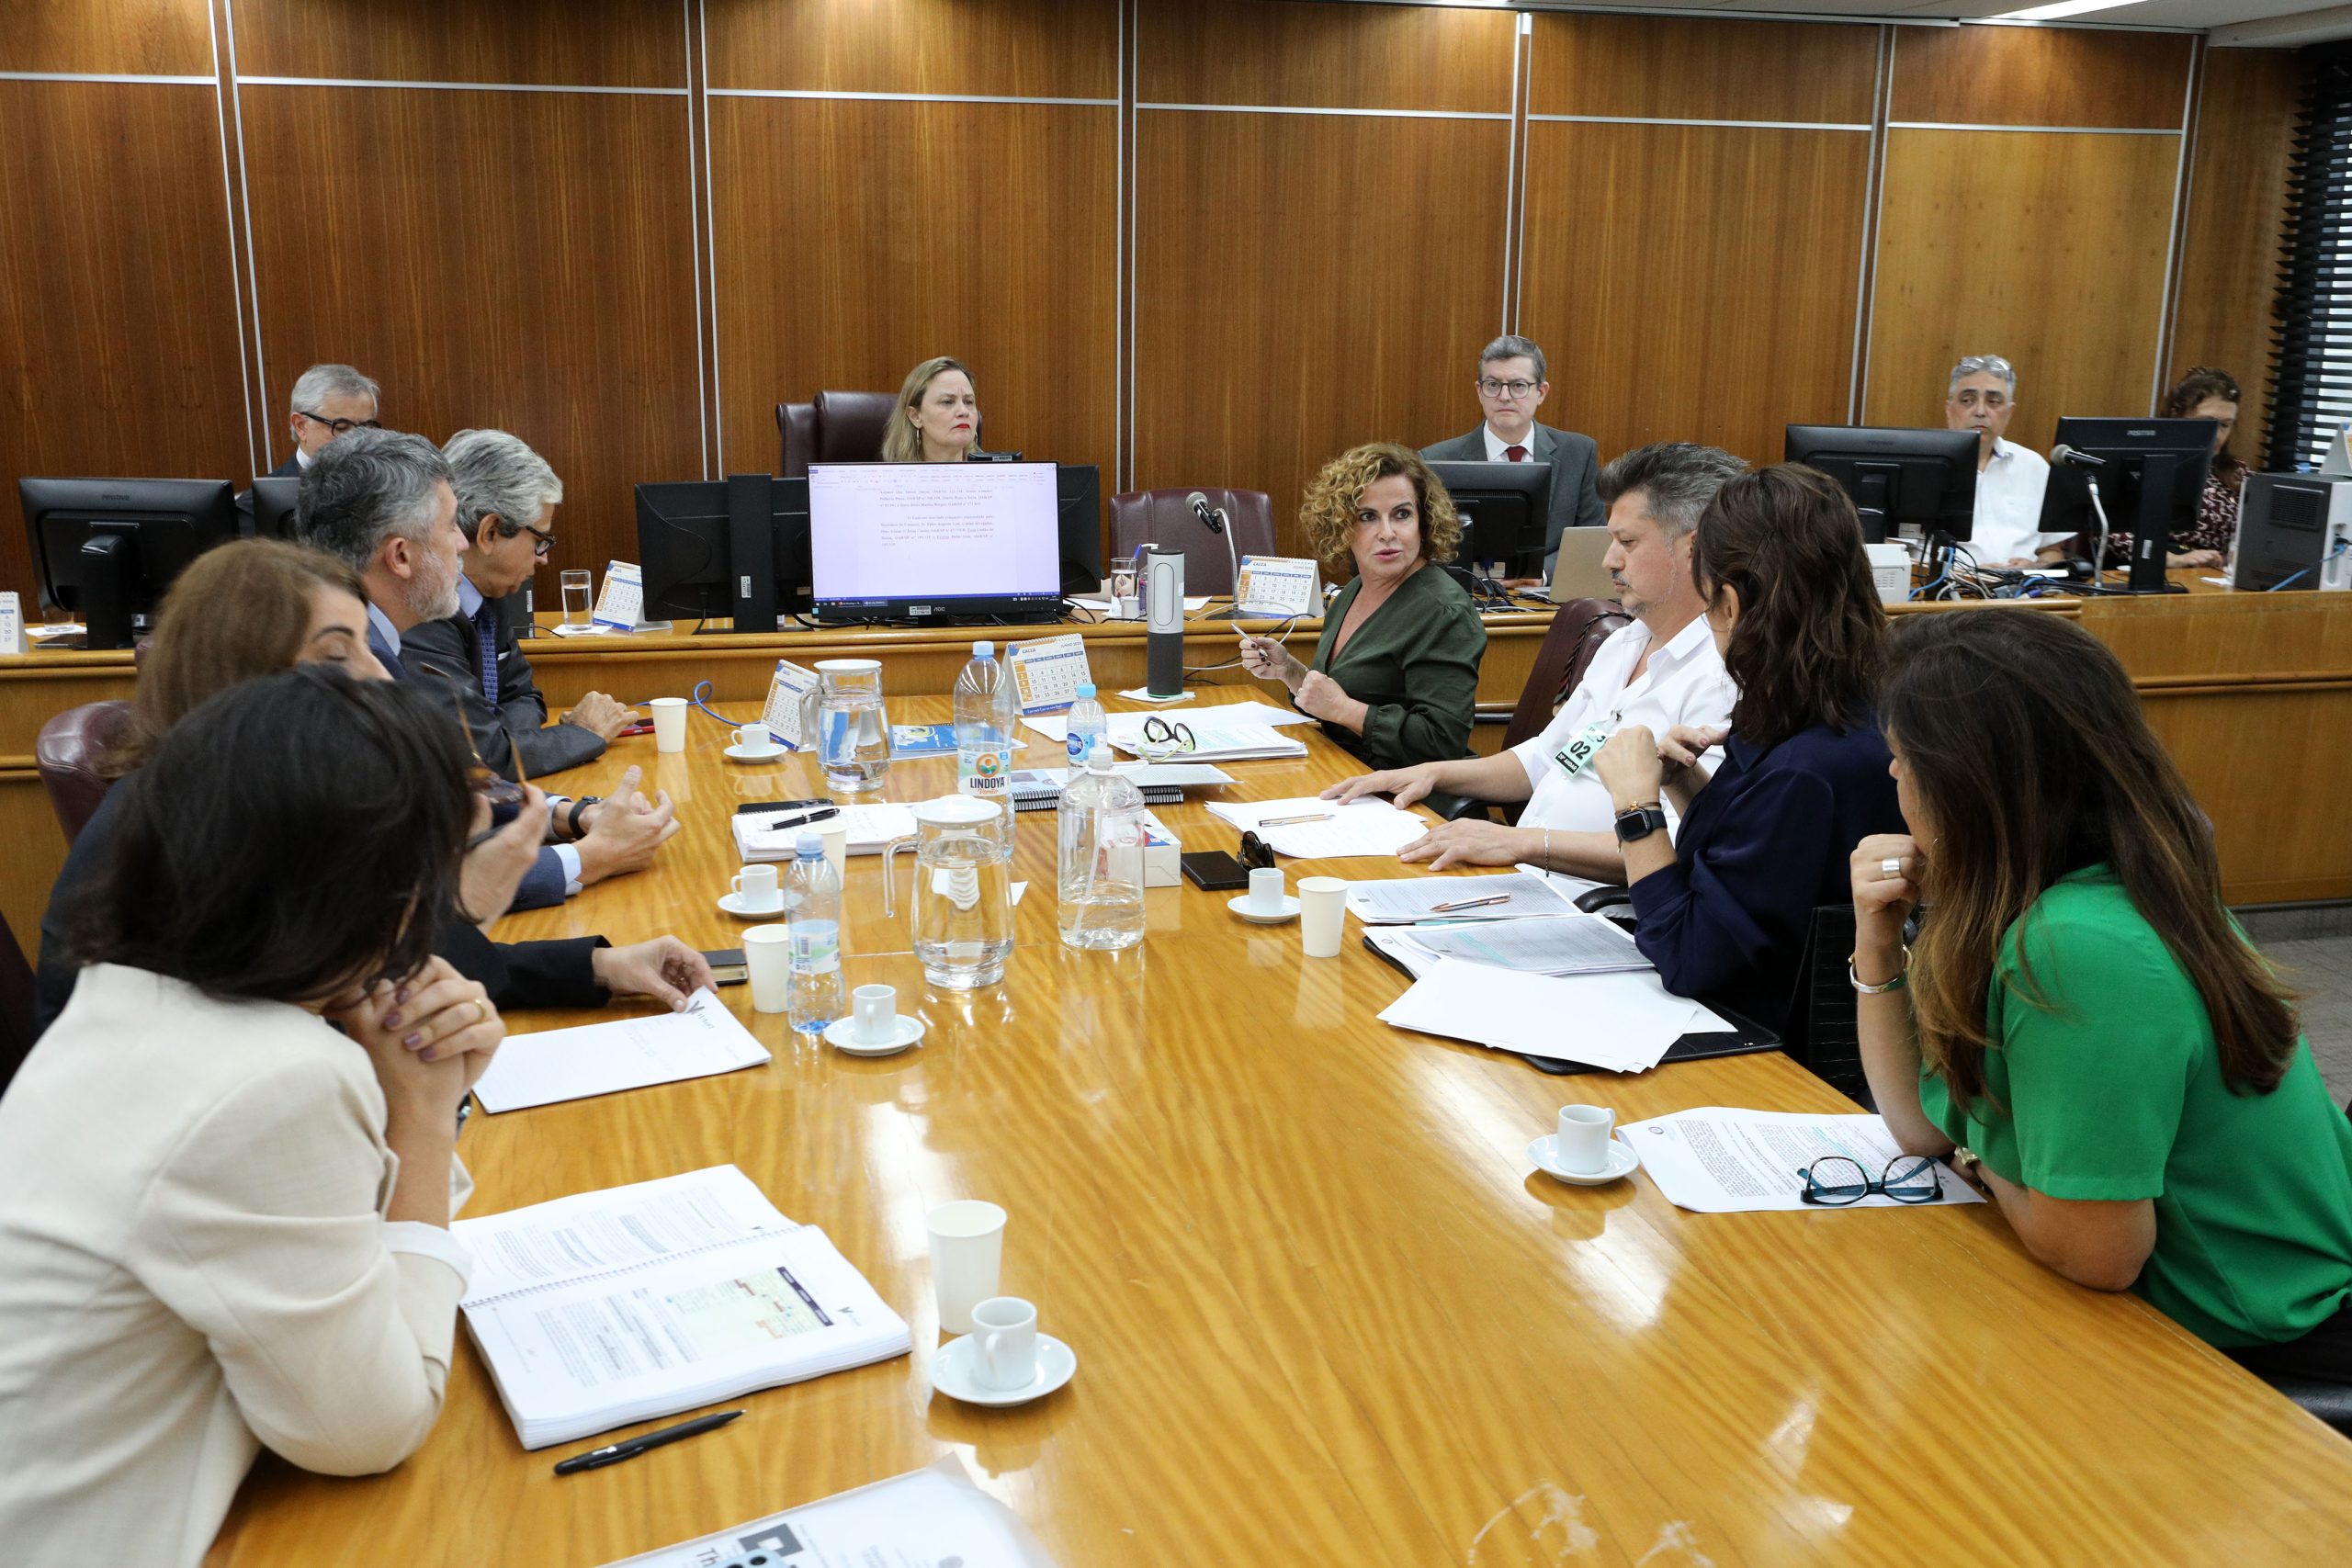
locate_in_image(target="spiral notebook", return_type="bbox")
[450,1166,910,1449]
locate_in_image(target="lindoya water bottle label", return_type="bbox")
[790,922,840,974]
[959,747,1009,796]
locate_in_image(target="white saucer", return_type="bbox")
[725,742,788,761]
[822,1015,925,1056]
[930,1333,1077,1407]
[1227,894,1300,924]
[717,891,787,919]
[1527,1134,1640,1187]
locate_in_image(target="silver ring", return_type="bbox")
[1879,857,1903,879]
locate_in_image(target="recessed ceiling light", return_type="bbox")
[1993,0,2147,19]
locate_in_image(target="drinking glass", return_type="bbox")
[559,569,594,627]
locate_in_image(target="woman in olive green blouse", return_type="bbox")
[1851,611,2352,1383]
[1238,444,1486,769]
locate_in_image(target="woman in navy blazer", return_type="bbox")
[1593,464,1904,1044]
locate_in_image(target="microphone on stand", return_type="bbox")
[1187,491,1242,615]
[2050,444,2106,469]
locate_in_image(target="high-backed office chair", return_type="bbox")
[777,390,896,478]
[1442,596,1630,824]
[1108,488,1276,598]
[0,904,36,1097]
[35,699,132,846]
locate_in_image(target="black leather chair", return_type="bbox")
[778,389,898,477]
[1442,596,1630,823]
[35,699,133,846]
[1107,488,1276,598]
[775,400,817,477]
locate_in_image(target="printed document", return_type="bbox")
[1376,956,1713,1072]
[1381,913,1650,976]
[1205,796,1429,858]
[1344,871,1582,924]
[1618,1107,1986,1213]
[471,988,770,1113]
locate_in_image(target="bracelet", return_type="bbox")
[1542,828,1552,869]
[565,795,602,840]
[1848,948,1910,994]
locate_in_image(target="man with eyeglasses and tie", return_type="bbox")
[1420,334,1604,584]
[273,362,383,476]
[401,429,635,779]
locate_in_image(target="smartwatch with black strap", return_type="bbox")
[1612,801,1669,844]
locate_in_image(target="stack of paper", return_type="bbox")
[1205,795,1430,858]
[1005,761,1236,811]
[1344,871,1581,924]
[1616,1108,1985,1213]
[1375,956,1723,1072]
[471,988,771,1112]
[733,801,916,862]
[601,1458,1062,1568]
[1022,703,1315,762]
[1369,912,1651,978]
[453,1166,911,1448]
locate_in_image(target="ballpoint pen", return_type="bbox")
[1429,894,1511,913]
[1259,811,1333,827]
[553,1410,744,1475]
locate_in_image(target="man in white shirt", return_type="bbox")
[1946,354,2059,566]
[1322,442,1744,878]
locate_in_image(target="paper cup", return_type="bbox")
[1298,876,1346,958]
[926,1200,1007,1335]
[650,695,689,753]
[743,924,792,1013]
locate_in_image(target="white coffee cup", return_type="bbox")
[730,863,781,911]
[853,983,898,1044]
[1555,1104,1615,1175]
[819,819,849,879]
[926,1199,1007,1335]
[968,1295,1039,1391]
[730,720,772,751]
[1246,865,1285,913]
[1298,875,1346,958]
[743,924,792,1013]
[650,695,689,753]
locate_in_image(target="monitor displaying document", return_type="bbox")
[808,461,1063,621]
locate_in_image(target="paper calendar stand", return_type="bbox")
[1234,556,1321,620]
[1006,633,1093,715]
[762,660,821,750]
[589,560,672,634]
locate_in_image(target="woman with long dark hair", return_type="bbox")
[1593,464,1905,1043]
[1852,610,2352,1375]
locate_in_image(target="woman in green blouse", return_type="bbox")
[1851,610,2352,1384]
[1238,444,1486,769]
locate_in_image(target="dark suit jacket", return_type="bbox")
[1419,422,1605,579]
[401,594,607,782]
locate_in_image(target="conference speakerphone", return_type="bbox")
[808,461,1063,625]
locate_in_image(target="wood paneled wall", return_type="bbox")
[0,2,2303,600]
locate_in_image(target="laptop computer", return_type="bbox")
[1542,526,1618,604]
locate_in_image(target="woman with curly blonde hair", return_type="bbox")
[1238,443,1485,769]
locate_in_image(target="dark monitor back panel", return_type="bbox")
[248,476,301,540]
[1057,463,1104,592]
[1783,426,1977,543]
[2038,417,2215,554]
[1426,459,1554,571]
[633,478,811,623]
[19,477,239,612]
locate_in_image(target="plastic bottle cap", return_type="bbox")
[1076,682,1096,699]
[796,830,824,857]
[973,640,994,659]
[1089,741,1114,769]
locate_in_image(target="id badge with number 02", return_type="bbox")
[1551,719,1612,781]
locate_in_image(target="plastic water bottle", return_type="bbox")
[784,830,844,1036]
[1065,682,1107,767]
[1057,742,1147,951]
[954,639,1017,852]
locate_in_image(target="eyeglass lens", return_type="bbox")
[1478,378,1538,398]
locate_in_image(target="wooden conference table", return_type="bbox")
[204,692,2352,1568]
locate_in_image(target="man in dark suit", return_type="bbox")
[401,429,632,780]
[238,364,381,528]
[1420,334,1604,582]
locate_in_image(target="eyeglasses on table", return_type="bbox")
[1797,1155,1942,1206]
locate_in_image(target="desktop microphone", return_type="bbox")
[2051,445,2107,469]
[1146,549,1186,698]
[1187,491,1242,607]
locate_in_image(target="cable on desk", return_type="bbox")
[2267,540,2351,592]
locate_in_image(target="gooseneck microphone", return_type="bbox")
[2050,444,2107,469]
[1187,491,1242,609]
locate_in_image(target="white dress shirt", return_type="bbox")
[1969,439,2057,564]
[1482,423,1537,463]
[0,965,471,1568]
[1510,613,1736,835]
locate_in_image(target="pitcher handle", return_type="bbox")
[880,833,916,918]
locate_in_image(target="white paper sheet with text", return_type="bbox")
[1205,796,1430,858]
[454,1166,794,1303]
[1618,1107,1985,1213]
[1392,913,1651,976]
[1344,871,1582,924]
[1376,957,1712,1071]
[472,989,771,1112]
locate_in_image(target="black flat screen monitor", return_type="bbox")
[1057,463,1104,593]
[1426,459,1553,578]
[634,475,812,628]
[247,475,300,541]
[1784,426,1977,545]
[808,460,1063,623]
[19,477,238,649]
[2036,416,2216,592]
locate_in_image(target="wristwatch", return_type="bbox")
[565,795,603,840]
[1613,801,1669,844]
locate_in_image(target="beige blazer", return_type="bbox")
[0,964,472,1568]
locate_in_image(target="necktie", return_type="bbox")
[474,603,501,709]
[1506,445,1528,463]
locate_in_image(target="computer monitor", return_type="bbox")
[634,474,812,628]
[19,477,238,649]
[1783,426,1977,545]
[1425,459,1553,579]
[2036,417,2216,593]
[247,475,300,541]
[1057,463,1104,593]
[808,460,1062,623]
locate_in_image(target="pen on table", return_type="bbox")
[553,1410,743,1475]
[767,806,839,829]
[1429,894,1511,913]
[1259,811,1333,828]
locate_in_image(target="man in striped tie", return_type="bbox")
[1420,333,1605,584]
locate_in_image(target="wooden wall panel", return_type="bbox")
[1138,0,1515,114]
[1528,15,1879,125]
[0,0,210,75]
[2172,48,2309,467]
[0,79,249,600]
[1521,121,1871,470]
[1865,129,2182,454]
[1889,25,2192,130]
[707,0,1115,97]
[232,0,684,87]
[708,97,1118,486]
[1133,110,1510,556]
[238,85,703,581]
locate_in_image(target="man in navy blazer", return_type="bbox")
[1420,335,1604,581]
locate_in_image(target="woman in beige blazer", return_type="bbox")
[0,667,505,1568]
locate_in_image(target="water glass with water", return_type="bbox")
[559,569,594,627]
